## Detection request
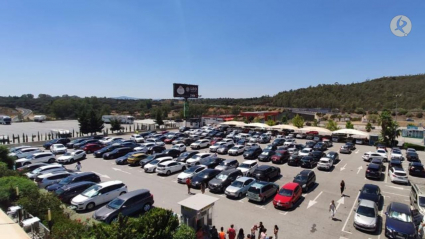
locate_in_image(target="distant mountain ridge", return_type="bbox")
[113,96,140,100]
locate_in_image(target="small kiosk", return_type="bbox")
[178,194,219,230]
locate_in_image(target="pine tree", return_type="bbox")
[88,109,104,135]
[110,118,122,133]
[78,108,90,135]
[292,114,304,128]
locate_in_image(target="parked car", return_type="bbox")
[186,153,213,167]
[92,189,154,223]
[146,145,166,154]
[313,142,327,151]
[56,150,86,164]
[384,202,417,239]
[191,169,221,189]
[389,166,409,184]
[225,177,256,198]
[162,149,181,158]
[271,150,290,164]
[271,138,285,147]
[83,143,104,154]
[16,163,48,173]
[13,147,43,159]
[66,139,86,149]
[243,147,262,160]
[46,172,101,192]
[247,181,279,203]
[139,153,166,167]
[216,144,234,155]
[365,163,384,180]
[237,160,258,176]
[144,157,173,173]
[124,153,146,166]
[258,150,275,162]
[339,145,351,154]
[362,151,386,162]
[215,159,239,171]
[300,156,317,169]
[389,159,403,169]
[209,142,228,152]
[252,165,280,182]
[190,139,210,149]
[208,169,243,193]
[15,152,56,167]
[288,154,303,166]
[54,181,96,203]
[156,161,186,175]
[293,170,316,192]
[406,151,420,162]
[144,138,165,146]
[175,151,199,163]
[345,142,356,150]
[273,183,302,210]
[50,144,68,154]
[172,143,186,153]
[353,199,379,232]
[410,184,425,215]
[35,171,74,188]
[103,147,133,160]
[74,139,99,149]
[299,148,313,157]
[94,144,123,158]
[25,164,66,179]
[43,138,71,150]
[408,162,425,177]
[177,165,207,183]
[391,148,404,161]
[326,151,339,163]
[358,184,381,206]
[228,145,245,156]
[71,181,128,211]
[311,150,325,162]
[317,157,333,171]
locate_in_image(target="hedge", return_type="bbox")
[403,143,425,151]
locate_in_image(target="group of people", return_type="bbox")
[201,223,279,239]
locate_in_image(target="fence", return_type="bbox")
[7,207,50,239]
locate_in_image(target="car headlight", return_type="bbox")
[302,184,306,188]
[386,226,393,233]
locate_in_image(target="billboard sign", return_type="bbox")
[173,83,199,98]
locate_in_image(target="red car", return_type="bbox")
[164,136,178,144]
[273,183,302,210]
[210,137,223,146]
[271,150,290,164]
[160,131,169,135]
[83,143,104,154]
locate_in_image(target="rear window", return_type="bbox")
[248,187,260,194]
[395,172,406,176]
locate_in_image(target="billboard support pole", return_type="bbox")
[184,98,189,127]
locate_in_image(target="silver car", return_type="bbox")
[225,177,256,198]
[353,199,378,232]
[26,164,66,179]
[35,171,74,188]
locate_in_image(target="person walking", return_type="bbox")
[340,180,346,196]
[329,200,336,219]
[273,225,279,239]
[250,224,257,239]
[75,161,82,172]
[227,224,236,239]
[418,222,425,239]
[211,226,219,239]
[257,222,264,239]
[219,227,226,239]
[186,177,192,195]
[259,228,267,239]
[237,228,244,239]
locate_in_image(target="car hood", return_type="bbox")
[226,185,241,193]
[15,158,29,163]
[209,178,224,186]
[237,168,249,173]
[178,172,192,179]
[385,217,416,234]
[215,166,227,171]
[94,205,115,219]
[209,145,220,149]
[186,158,198,163]
[144,164,156,169]
[359,193,379,204]
[46,184,62,191]
[274,194,291,203]
[72,194,90,204]
[58,156,72,160]
[192,177,207,184]
[354,213,377,226]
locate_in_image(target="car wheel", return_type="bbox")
[182,166,186,170]
[86,202,95,211]
[143,203,152,212]
[166,170,171,176]
[261,196,266,203]
[70,158,75,164]
[237,193,242,198]
[197,146,200,149]
[119,191,126,196]
[48,158,55,163]
[87,150,91,154]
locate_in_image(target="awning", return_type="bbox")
[245,123,269,128]
[332,129,370,137]
[269,124,299,130]
[219,121,246,127]
[299,127,332,135]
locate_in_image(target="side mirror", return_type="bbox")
[122,205,127,209]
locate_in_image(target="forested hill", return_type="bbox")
[196,74,425,110]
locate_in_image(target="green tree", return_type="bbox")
[110,118,122,133]
[253,117,261,123]
[417,112,423,118]
[379,110,400,146]
[77,108,90,134]
[345,121,354,129]
[0,146,16,169]
[90,214,135,239]
[365,122,372,132]
[173,224,196,239]
[313,119,318,126]
[325,120,339,131]
[88,109,104,134]
[266,119,276,126]
[155,110,164,126]
[281,115,288,124]
[0,176,39,208]
[292,114,304,128]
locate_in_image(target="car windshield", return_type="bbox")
[278,188,293,197]
[419,197,425,207]
[362,187,378,195]
[149,160,159,165]
[392,149,401,154]
[63,153,72,156]
[326,153,334,158]
[184,167,200,173]
[31,167,43,174]
[219,161,229,166]
[107,198,125,210]
[231,147,239,150]
[194,140,201,144]
[215,174,228,180]
[239,163,251,169]
[301,158,311,162]
[230,180,244,188]
[82,185,101,197]
[294,175,307,182]
[357,206,375,217]
[248,187,261,194]
[59,177,72,185]
[55,188,65,195]
[200,158,214,164]
[320,159,329,163]
[301,149,310,153]
[388,210,412,222]
[377,150,385,154]
[261,151,269,155]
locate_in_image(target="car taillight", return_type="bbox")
[366,170,370,172]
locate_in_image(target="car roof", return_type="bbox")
[39,164,63,170]
[320,157,330,161]
[97,180,124,187]
[196,153,210,156]
[411,162,423,166]
[235,176,255,182]
[392,166,405,172]
[118,189,150,200]
[299,170,312,176]
[368,164,379,169]
[242,160,257,164]
[160,160,178,165]
[256,165,272,170]
[389,202,410,213]
[358,199,376,208]
[223,159,237,163]
[64,181,95,189]
[220,168,240,175]
[67,172,96,178]
[32,152,53,156]
[282,182,299,190]
[39,171,70,178]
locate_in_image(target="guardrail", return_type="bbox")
[7,207,50,239]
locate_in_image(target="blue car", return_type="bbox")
[385,202,417,239]
[115,151,142,165]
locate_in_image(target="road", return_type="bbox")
[12,108,32,122]
[34,134,424,239]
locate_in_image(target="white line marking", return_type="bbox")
[340,163,347,171]
[279,212,288,215]
[357,166,363,174]
[342,191,360,234]
[307,191,323,209]
[385,185,404,190]
[382,191,409,197]
[255,205,266,209]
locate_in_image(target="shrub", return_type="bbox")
[403,143,425,151]
[17,190,62,222]
[406,112,414,118]
[0,162,19,178]
[0,176,38,209]
[0,145,15,169]
[416,112,423,118]
[173,224,196,239]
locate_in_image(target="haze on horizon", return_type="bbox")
[0,1,424,99]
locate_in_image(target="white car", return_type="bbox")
[50,144,67,154]
[284,139,296,146]
[390,148,404,161]
[177,165,207,183]
[12,147,43,159]
[25,164,66,179]
[186,153,213,167]
[389,167,409,184]
[249,135,259,143]
[71,181,127,211]
[288,148,299,155]
[56,150,86,164]
[245,143,260,151]
[144,157,173,173]
[156,161,186,175]
[16,152,56,166]
[99,137,122,145]
[362,152,386,162]
[406,148,417,154]
[190,139,210,149]
[353,199,378,232]
[317,157,333,171]
[35,171,73,188]
[228,145,245,156]
[172,143,186,152]
[376,149,388,162]
[134,142,156,151]
[145,138,165,146]
[225,177,256,199]
[237,160,258,176]
[8,146,31,155]
[221,138,234,145]
[131,135,145,143]
[209,142,227,152]
[299,148,313,157]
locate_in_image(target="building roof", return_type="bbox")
[178,194,219,211]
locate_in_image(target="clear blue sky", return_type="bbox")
[0,1,424,99]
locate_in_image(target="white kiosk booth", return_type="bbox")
[178,194,219,230]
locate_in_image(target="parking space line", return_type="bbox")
[171,180,177,183]
[341,191,360,234]
[255,205,266,209]
[279,212,288,215]
[382,191,409,197]
[385,185,404,190]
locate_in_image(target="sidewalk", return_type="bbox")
[0,209,30,239]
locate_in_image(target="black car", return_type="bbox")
[43,138,71,149]
[175,151,199,163]
[313,142,327,151]
[46,172,101,192]
[146,145,166,154]
[94,144,123,158]
[252,165,280,182]
[92,189,154,224]
[54,181,96,203]
[408,162,425,177]
[288,154,303,166]
[103,147,133,159]
[389,159,403,169]
[271,138,285,147]
[326,151,339,163]
[243,148,263,159]
[162,149,181,158]
[305,141,316,148]
[191,169,221,189]
[258,150,276,162]
[119,142,140,149]
[66,139,86,149]
[17,163,48,173]
[300,156,317,168]
[293,170,316,192]
[200,157,225,169]
[407,152,420,162]
[264,144,277,151]
[311,151,325,162]
[139,153,167,167]
[74,139,99,149]
[208,169,243,193]
[365,163,384,180]
[358,184,381,205]
[237,138,248,146]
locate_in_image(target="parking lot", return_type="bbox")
[27,133,425,239]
